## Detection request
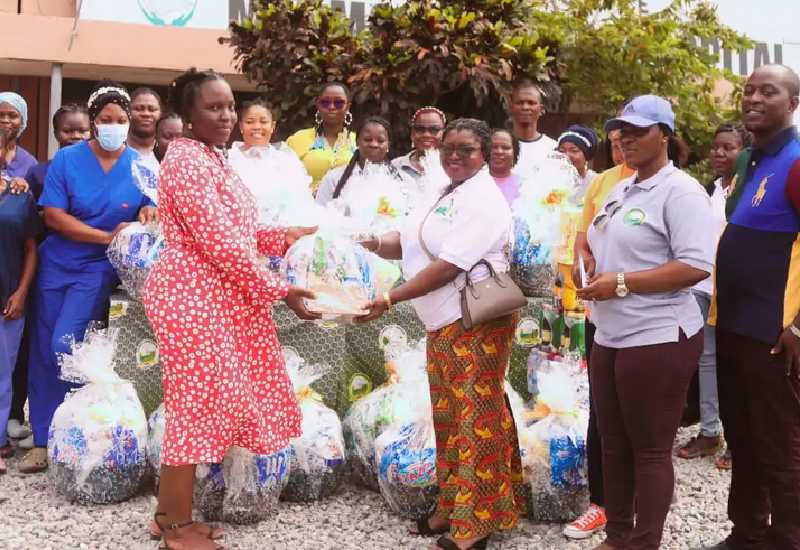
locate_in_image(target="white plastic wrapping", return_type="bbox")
[375,413,438,520]
[195,446,291,525]
[510,152,582,297]
[108,155,164,299]
[282,228,401,322]
[146,403,165,491]
[342,336,430,492]
[282,353,347,502]
[332,162,410,235]
[47,326,148,504]
[517,356,589,521]
[107,222,165,300]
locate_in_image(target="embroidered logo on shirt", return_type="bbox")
[623,208,646,226]
[751,173,774,207]
[434,196,455,219]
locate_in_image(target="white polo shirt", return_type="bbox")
[400,168,513,331]
[693,178,728,296]
[587,163,716,348]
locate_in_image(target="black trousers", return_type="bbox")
[586,321,603,507]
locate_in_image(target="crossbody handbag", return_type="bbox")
[418,190,526,330]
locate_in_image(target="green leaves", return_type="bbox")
[225,0,750,163]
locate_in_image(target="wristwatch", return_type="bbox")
[790,324,800,339]
[615,272,629,298]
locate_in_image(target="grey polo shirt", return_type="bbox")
[586,163,716,348]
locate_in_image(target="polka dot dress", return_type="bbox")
[143,138,300,467]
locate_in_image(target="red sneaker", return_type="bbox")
[563,504,607,540]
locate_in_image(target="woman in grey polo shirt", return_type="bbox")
[577,95,715,550]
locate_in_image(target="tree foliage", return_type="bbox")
[224,0,751,160]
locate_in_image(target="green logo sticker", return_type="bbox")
[515,317,541,347]
[623,208,646,226]
[136,340,159,370]
[347,373,373,402]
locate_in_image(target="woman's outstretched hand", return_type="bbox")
[286,226,318,248]
[355,297,390,324]
[285,286,322,321]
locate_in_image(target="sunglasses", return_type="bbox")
[441,145,480,159]
[592,199,624,230]
[318,99,347,110]
[412,124,444,135]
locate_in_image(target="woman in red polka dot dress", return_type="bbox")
[143,68,319,550]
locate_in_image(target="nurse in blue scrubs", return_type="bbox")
[18,82,157,473]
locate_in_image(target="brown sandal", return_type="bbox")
[153,512,224,550]
[716,449,732,470]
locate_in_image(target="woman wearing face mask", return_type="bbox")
[392,107,447,179]
[489,128,521,204]
[18,81,156,474]
[228,98,310,197]
[315,116,401,206]
[576,96,716,550]
[154,113,184,163]
[287,82,356,192]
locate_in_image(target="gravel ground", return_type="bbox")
[0,426,731,550]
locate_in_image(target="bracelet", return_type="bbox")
[383,291,392,309]
[790,324,800,339]
[376,234,383,254]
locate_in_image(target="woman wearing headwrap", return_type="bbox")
[558,124,599,202]
[18,81,156,474]
[0,92,37,180]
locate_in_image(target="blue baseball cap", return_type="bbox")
[604,95,675,133]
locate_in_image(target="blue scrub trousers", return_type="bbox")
[0,316,25,448]
[27,263,117,447]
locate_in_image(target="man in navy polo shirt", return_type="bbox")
[711,64,800,550]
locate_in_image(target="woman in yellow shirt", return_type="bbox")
[287,82,356,192]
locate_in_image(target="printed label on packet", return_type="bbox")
[109,300,129,322]
[136,340,160,370]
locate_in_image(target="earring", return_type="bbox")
[187,122,193,131]
[344,111,353,127]
[315,111,323,126]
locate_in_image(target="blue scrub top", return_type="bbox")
[38,141,151,273]
[6,145,38,179]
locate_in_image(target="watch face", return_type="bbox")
[616,286,628,297]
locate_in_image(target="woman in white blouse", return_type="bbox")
[228,98,311,202]
[358,119,525,550]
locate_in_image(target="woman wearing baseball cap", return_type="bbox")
[576,95,716,550]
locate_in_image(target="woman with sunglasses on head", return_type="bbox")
[287,82,356,192]
[357,118,526,550]
[575,95,716,550]
[315,116,401,206]
[392,107,447,180]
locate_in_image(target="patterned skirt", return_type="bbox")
[427,313,527,540]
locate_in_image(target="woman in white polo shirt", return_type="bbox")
[576,95,716,550]
[358,119,525,550]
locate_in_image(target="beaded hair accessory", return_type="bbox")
[88,86,131,110]
[558,131,593,148]
[411,106,446,125]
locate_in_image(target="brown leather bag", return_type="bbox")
[418,197,526,330]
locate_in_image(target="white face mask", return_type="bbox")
[95,123,129,152]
